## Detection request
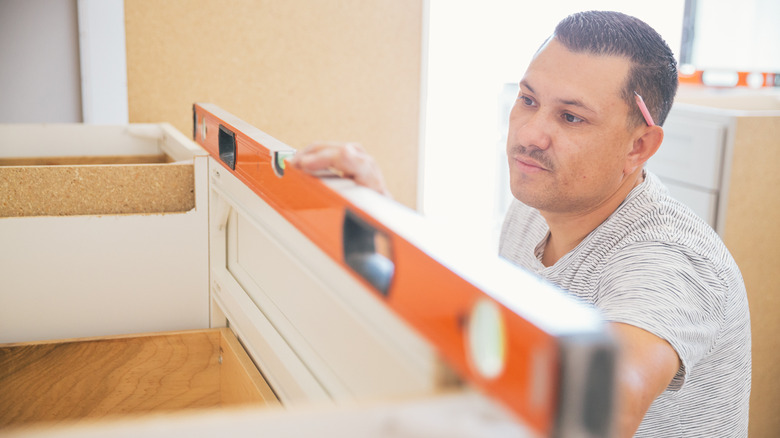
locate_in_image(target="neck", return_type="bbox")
[540,170,644,267]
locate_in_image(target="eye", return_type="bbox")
[518,95,536,107]
[563,113,584,123]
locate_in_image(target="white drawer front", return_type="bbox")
[207,159,442,404]
[648,113,726,191]
[658,179,719,229]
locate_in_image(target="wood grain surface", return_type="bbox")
[0,329,275,429]
[219,327,279,406]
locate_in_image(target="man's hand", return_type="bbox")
[289,142,391,197]
[610,322,681,437]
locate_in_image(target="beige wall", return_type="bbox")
[125,0,423,209]
[723,115,780,438]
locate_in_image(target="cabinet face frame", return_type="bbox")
[207,158,443,406]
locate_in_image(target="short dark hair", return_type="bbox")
[553,10,678,127]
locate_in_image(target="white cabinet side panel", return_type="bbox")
[0,211,209,343]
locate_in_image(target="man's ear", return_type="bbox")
[625,125,663,175]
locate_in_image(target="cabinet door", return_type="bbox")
[648,113,727,191]
[660,180,719,228]
[207,159,443,406]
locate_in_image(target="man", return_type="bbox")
[291,11,751,438]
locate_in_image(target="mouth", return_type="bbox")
[512,155,549,172]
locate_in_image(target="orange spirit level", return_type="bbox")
[193,103,616,438]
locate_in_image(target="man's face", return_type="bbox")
[506,38,638,215]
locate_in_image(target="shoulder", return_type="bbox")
[591,174,748,382]
[602,172,737,276]
[594,173,744,307]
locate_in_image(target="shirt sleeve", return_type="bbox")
[595,241,727,391]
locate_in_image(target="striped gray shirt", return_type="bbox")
[499,171,751,437]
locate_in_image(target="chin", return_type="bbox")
[510,185,542,208]
[511,185,567,213]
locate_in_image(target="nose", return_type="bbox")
[508,106,552,151]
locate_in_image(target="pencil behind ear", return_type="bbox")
[633,92,655,127]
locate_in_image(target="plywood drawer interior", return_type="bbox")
[0,328,278,431]
[0,124,201,218]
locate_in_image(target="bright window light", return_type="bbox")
[421,1,685,253]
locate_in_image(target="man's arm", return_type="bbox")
[610,322,680,437]
[291,143,680,437]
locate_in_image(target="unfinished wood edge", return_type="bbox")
[218,328,280,407]
[0,155,171,166]
[0,328,220,348]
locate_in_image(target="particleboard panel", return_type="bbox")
[0,162,194,217]
[0,328,277,430]
[0,154,170,166]
[125,0,423,210]
[722,115,780,438]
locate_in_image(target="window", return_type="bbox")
[421,1,686,252]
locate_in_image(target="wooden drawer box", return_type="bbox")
[0,123,210,344]
[0,328,278,431]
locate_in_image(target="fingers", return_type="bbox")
[290,142,391,197]
[291,142,358,173]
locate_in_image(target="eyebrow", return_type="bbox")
[520,80,597,115]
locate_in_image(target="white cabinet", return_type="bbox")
[647,90,780,236]
[647,88,780,438]
[207,159,444,406]
[647,104,730,232]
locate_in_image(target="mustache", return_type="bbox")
[509,145,555,171]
